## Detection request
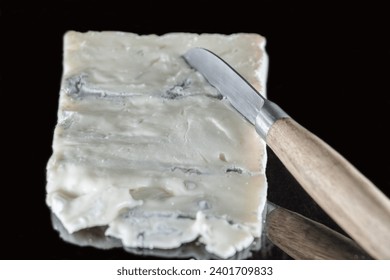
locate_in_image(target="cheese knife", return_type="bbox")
[183,48,390,259]
[266,202,370,259]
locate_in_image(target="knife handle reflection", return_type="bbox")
[266,206,371,260]
[265,118,390,259]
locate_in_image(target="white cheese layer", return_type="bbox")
[46,31,268,259]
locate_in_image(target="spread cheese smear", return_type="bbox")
[46,31,268,259]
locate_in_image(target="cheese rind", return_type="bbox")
[46,31,268,259]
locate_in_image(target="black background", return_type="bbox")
[1,1,389,259]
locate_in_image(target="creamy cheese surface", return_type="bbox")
[46,31,268,259]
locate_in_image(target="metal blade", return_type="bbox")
[183,48,266,125]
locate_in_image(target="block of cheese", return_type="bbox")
[46,31,268,259]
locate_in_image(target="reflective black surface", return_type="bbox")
[2,1,389,260]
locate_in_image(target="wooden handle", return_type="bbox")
[267,118,390,259]
[266,207,371,259]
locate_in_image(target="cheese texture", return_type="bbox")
[46,31,268,259]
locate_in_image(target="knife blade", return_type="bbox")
[183,48,287,139]
[183,47,390,259]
